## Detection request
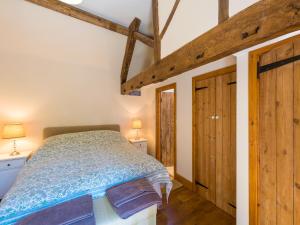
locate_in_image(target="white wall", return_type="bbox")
[229,0,259,16]
[236,53,250,225]
[0,0,155,155]
[159,0,218,57]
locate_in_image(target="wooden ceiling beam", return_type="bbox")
[160,0,181,39]
[121,0,300,95]
[120,18,141,85]
[218,0,229,24]
[134,32,154,47]
[152,0,161,63]
[25,0,154,47]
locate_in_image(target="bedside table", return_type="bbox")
[0,151,32,199]
[129,138,148,154]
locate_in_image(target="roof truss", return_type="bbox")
[120,18,141,85]
[121,0,300,95]
[160,0,181,39]
[152,0,161,63]
[218,0,229,24]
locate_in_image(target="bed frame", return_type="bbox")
[43,124,120,139]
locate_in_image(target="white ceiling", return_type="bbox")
[75,0,153,35]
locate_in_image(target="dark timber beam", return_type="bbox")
[219,0,229,24]
[152,0,161,62]
[160,0,181,39]
[120,18,141,85]
[121,0,300,95]
[134,32,154,47]
[25,0,154,47]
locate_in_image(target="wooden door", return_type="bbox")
[160,91,175,167]
[194,77,216,203]
[295,38,300,225]
[258,38,300,225]
[216,72,237,217]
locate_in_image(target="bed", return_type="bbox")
[0,125,172,225]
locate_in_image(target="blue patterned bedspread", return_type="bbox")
[0,131,171,224]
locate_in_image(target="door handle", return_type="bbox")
[210,115,220,120]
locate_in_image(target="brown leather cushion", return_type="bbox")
[43,125,120,139]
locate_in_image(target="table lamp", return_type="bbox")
[2,123,26,156]
[132,119,142,140]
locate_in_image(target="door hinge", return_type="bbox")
[227,81,236,85]
[257,54,300,78]
[195,181,208,189]
[228,202,236,209]
[195,86,208,91]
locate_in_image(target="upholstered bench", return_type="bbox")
[93,197,157,225]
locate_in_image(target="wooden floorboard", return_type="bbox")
[157,187,235,225]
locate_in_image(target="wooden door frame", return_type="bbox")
[156,83,177,178]
[192,65,236,192]
[249,34,300,225]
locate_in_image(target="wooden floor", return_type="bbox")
[157,187,236,225]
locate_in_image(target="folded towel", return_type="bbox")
[16,195,95,225]
[111,192,161,219]
[64,216,96,225]
[107,178,156,208]
[106,178,162,219]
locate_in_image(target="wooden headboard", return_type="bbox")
[43,124,120,139]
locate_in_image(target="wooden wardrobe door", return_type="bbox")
[216,72,237,217]
[258,47,277,225]
[160,92,175,167]
[195,77,216,203]
[258,41,295,225]
[295,38,300,225]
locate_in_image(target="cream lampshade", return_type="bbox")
[132,119,142,140]
[2,123,26,156]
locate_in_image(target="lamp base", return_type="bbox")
[10,150,20,156]
[135,129,141,140]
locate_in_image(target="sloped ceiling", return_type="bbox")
[75,0,153,35]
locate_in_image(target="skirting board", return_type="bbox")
[175,173,193,191]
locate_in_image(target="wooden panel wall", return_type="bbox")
[294,38,300,225]
[160,92,175,167]
[216,72,237,217]
[259,41,295,225]
[251,35,300,225]
[258,48,277,225]
[276,43,294,225]
[194,77,216,202]
[193,66,236,216]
